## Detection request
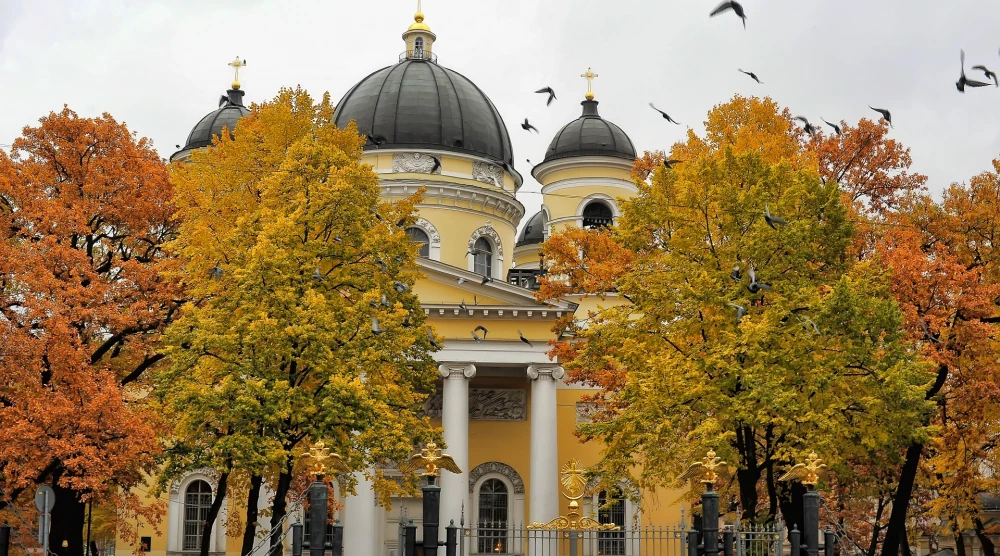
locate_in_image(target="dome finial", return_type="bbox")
[580,67,598,100]
[414,0,424,22]
[228,56,246,90]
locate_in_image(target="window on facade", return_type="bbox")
[597,490,627,555]
[473,237,493,278]
[183,480,213,551]
[406,227,430,258]
[477,478,509,553]
[414,37,425,58]
[582,201,614,229]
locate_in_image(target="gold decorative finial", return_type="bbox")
[580,67,599,100]
[779,452,828,488]
[398,442,462,477]
[528,459,620,531]
[228,56,246,90]
[678,449,730,486]
[415,0,424,22]
[306,441,346,479]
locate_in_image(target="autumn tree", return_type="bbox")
[540,95,933,523]
[0,108,179,554]
[157,87,440,555]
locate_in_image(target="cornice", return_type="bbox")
[381,180,525,229]
[540,176,638,196]
[532,155,635,183]
[363,147,524,189]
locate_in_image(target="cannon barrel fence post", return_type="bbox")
[803,488,820,556]
[724,527,735,556]
[789,525,801,556]
[445,520,457,556]
[823,528,836,556]
[404,521,417,556]
[291,522,304,556]
[330,520,343,556]
[689,529,702,556]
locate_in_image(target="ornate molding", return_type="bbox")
[393,152,442,174]
[585,476,641,499]
[576,402,597,424]
[472,161,504,188]
[413,217,441,244]
[169,467,221,495]
[527,364,565,381]
[468,224,504,258]
[469,461,525,494]
[439,363,476,379]
[423,388,527,421]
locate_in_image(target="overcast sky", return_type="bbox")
[2,0,998,227]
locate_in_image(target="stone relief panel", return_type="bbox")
[472,161,504,188]
[468,224,504,258]
[392,152,441,174]
[423,389,526,421]
[468,461,525,494]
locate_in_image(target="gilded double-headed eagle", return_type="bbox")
[398,442,463,477]
[678,449,729,484]
[778,452,827,486]
[306,441,347,478]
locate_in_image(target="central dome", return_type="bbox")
[333,60,514,167]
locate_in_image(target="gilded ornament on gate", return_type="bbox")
[398,442,463,477]
[306,441,346,478]
[778,452,828,487]
[527,458,620,531]
[678,449,729,485]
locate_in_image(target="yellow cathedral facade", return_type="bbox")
[124,5,685,556]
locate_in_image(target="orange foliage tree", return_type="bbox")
[0,108,179,554]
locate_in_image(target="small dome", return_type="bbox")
[541,99,635,164]
[333,60,514,168]
[172,89,249,160]
[516,211,546,246]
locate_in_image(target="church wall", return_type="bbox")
[512,244,541,268]
[400,206,516,270]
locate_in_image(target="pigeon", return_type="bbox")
[473,325,489,340]
[481,275,491,285]
[738,69,763,84]
[536,86,557,106]
[334,234,342,243]
[821,118,842,136]
[219,95,230,107]
[662,159,683,169]
[365,134,387,146]
[869,106,892,128]
[795,116,817,136]
[521,119,539,133]
[371,316,384,335]
[312,267,324,281]
[427,326,441,348]
[957,50,991,92]
[972,65,998,86]
[471,329,485,343]
[457,277,467,285]
[797,316,820,335]
[728,302,747,323]
[710,1,746,28]
[730,265,742,282]
[649,103,681,124]
[518,329,533,347]
[376,258,387,273]
[429,156,441,174]
[765,205,788,229]
[209,263,224,280]
[746,266,772,294]
[393,280,409,293]
[459,299,468,312]
[381,294,389,307]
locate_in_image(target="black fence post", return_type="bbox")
[824,528,836,556]
[331,520,343,556]
[689,529,701,556]
[803,489,820,556]
[723,528,734,556]
[0,523,9,556]
[292,522,304,556]
[703,487,720,556]
[309,481,328,556]
[789,525,801,556]
[422,476,442,555]
[445,520,457,556]
[404,520,417,556]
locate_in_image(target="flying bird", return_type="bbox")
[764,204,788,229]
[728,302,747,323]
[365,134,387,146]
[730,265,742,282]
[797,316,820,335]
[868,106,892,128]
[648,103,681,124]
[481,275,491,285]
[662,158,682,169]
[746,266,772,294]
[518,329,533,347]
[471,329,485,343]
[473,325,489,340]
[821,118,842,136]
[794,116,817,136]
[219,95,230,107]
[312,267,324,281]
[371,316,384,335]
[427,326,441,349]
[209,263,224,280]
[709,1,746,28]
[521,119,539,133]
[957,50,991,92]
[536,86,557,106]
[430,156,441,174]
[738,69,763,84]
[393,280,409,293]
[972,64,998,86]
[459,299,469,312]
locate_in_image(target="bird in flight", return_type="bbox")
[730,265,742,282]
[972,64,998,87]
[536,86,557,106]
[746,266,772,294]
[738,69,763,84]
[209,263,224,280]
[459,299,469,312]
[518,330,533,347]
[427,326,441,349]
[957,50,991,92]
[649,103,681,124]
[868,106,892,128]
[365,133,387,146]
[371,316,384,335]
[429,156,441,174]
[728,302,747,324]
[710,1,746,28]
[765,205,788,229]
[521,119,539,133]
[662,158,683,169]
[821,118,842,136]
[794,116,817,137]
[473,325,489,340]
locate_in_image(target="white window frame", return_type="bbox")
[472,473,525,555]
[166,470,228,554]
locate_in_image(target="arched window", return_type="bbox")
[473,237,493,278]
[406,227,430,258]
[414,37,425,58]
[183,480,213,550]
[597,490,627,555]
[478,478,509,553]
[583,201,614,229]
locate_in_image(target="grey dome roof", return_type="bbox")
[516,211,546,247]
[173,89,249,160]
[333,60,514,167]
[542,100,636,163]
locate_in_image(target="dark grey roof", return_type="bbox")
[516,210,545,247]
[541,100,635,164]
[172,89,249,160]
[333,60,514,167]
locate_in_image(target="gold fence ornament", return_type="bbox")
[778,452,828,488]
[678,449,729,485]
[398,442,462,477]
[306,440,346,479]
[527,459,620,531]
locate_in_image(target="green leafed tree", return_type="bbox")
[154,87,440,556]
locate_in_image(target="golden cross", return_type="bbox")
[580,67,599,100]
[228,56,246,89]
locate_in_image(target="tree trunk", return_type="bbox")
[765,461,779,524]
[778,480,805,536]
[50,479,87,556]
[866,497,887,556]
[882,443,922,556]
[269,469,293,556]
[954,531,966,556]
[241,474,264,556]
[975,518,996,556]
[199,471,230,556]
[901,529,911,556]
[735,424,761,521]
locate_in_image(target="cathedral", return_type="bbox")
[125,5,684,556]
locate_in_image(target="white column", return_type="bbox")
[439,362,476,539]
[342,471,378,556]
[527,364,564,525]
